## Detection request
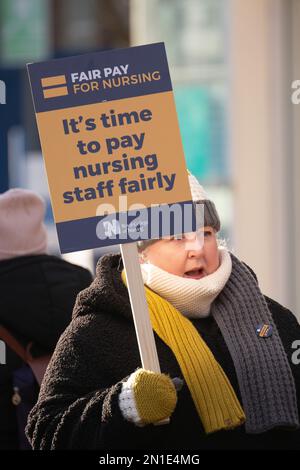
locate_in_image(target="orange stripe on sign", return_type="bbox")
[41,75,66,87]
[43,86,68,99]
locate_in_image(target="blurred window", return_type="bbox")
[130,0,232,241]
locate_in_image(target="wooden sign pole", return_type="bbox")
[120,242,161,372]
[120,241,170,425]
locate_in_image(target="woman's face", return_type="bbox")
[142,227,220,280]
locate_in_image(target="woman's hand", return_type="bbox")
[118,368,179,425]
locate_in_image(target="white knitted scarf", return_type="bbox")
[140,247,232,318]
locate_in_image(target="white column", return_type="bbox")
[291,0,300,320]
[229,0,293,309]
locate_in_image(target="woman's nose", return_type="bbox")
[184,232,204,254]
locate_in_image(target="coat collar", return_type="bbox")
[71,251,258,321]
[72,253,132,320]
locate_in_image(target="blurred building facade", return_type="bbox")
[0,0,299,319]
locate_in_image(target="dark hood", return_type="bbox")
[73,253,132,321]
[0,254,92,352]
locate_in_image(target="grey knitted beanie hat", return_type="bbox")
[137,171,220,252]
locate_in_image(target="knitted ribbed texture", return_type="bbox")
[133,369,177,424]
[121,270,245,434]
[187,173,220,232]
[211,253,300,433]
[140,247,232,318]
[119,369,177,425]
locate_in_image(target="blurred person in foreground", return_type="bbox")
[26,174,300,450]
[0,189,92,449]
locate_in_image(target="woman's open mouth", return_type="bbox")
[183,268,206,280]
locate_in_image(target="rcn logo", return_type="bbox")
[103,219,121,237]
[41,75,68,99]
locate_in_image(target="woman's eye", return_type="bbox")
[204,230,212,237]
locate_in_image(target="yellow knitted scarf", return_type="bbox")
[121,269,245,434]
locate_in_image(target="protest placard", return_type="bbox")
[27,43,196,394]
[27,43,195,252]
